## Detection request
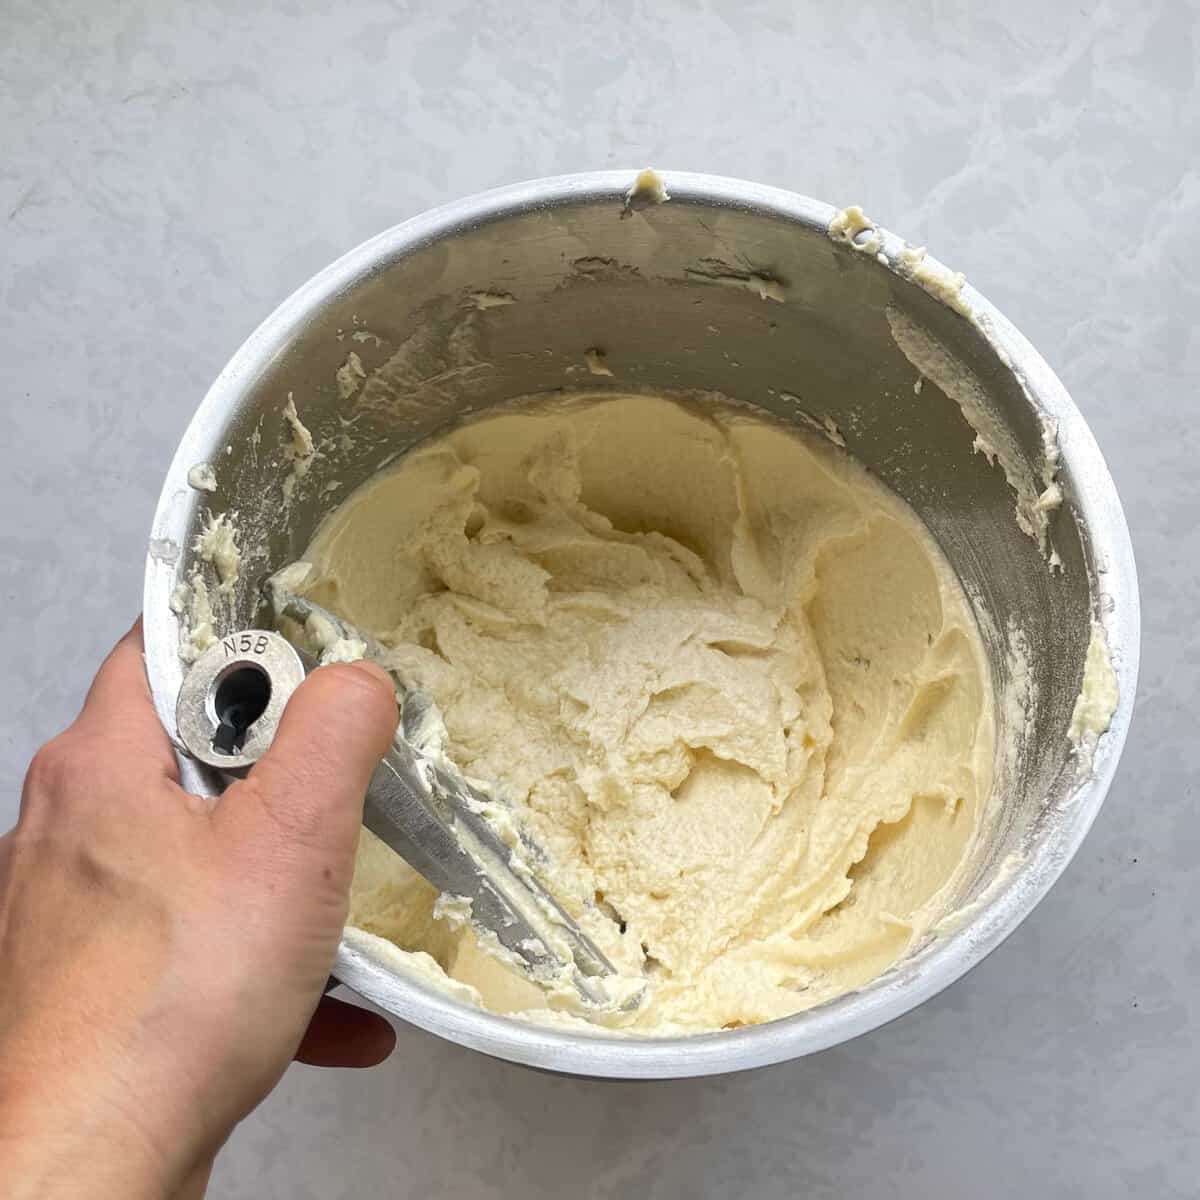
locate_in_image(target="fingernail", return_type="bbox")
[346,660,400,711]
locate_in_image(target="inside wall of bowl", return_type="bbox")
[166,193,1096,912]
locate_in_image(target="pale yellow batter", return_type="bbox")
[293,393,994,1032]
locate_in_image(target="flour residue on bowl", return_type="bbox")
[684,260,787,302]
[169,508,243,662]
[1069,620,1119,773]
[281,393,316,502]
[194,511,241,594]
[187,462,218,493]
[352,309,491,420]
[827,206,1064,567]
[169,575,217,663]
[335,351,367,401]
[886,305,1062,563]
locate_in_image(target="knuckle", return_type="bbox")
[21,730,116,825]
[22,735,78,806]
[223,767,360,878]
[229,771,323,843]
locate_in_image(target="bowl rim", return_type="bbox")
[145,170,1140,1079]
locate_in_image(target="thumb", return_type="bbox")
[223,661,398,864]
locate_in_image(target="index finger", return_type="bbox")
[75,616,180,782]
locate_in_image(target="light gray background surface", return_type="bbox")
[2,0,1196,1196]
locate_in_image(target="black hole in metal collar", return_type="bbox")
[212,664,271,755]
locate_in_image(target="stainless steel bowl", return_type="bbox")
[144,172,1138,1078]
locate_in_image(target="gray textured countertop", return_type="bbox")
[2,1,1195,1196]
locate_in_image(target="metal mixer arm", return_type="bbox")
[174,628,633,1012]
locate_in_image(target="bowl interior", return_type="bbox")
[145,174,1132,1076]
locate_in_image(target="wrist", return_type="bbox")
[0,1063,182,1200]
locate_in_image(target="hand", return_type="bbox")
[0,619,399,1199]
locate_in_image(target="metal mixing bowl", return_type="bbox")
[144,172,1138,1078]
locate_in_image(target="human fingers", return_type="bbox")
[294,994,396,1068]
[75,616,179,782]
[226,660,397,860]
